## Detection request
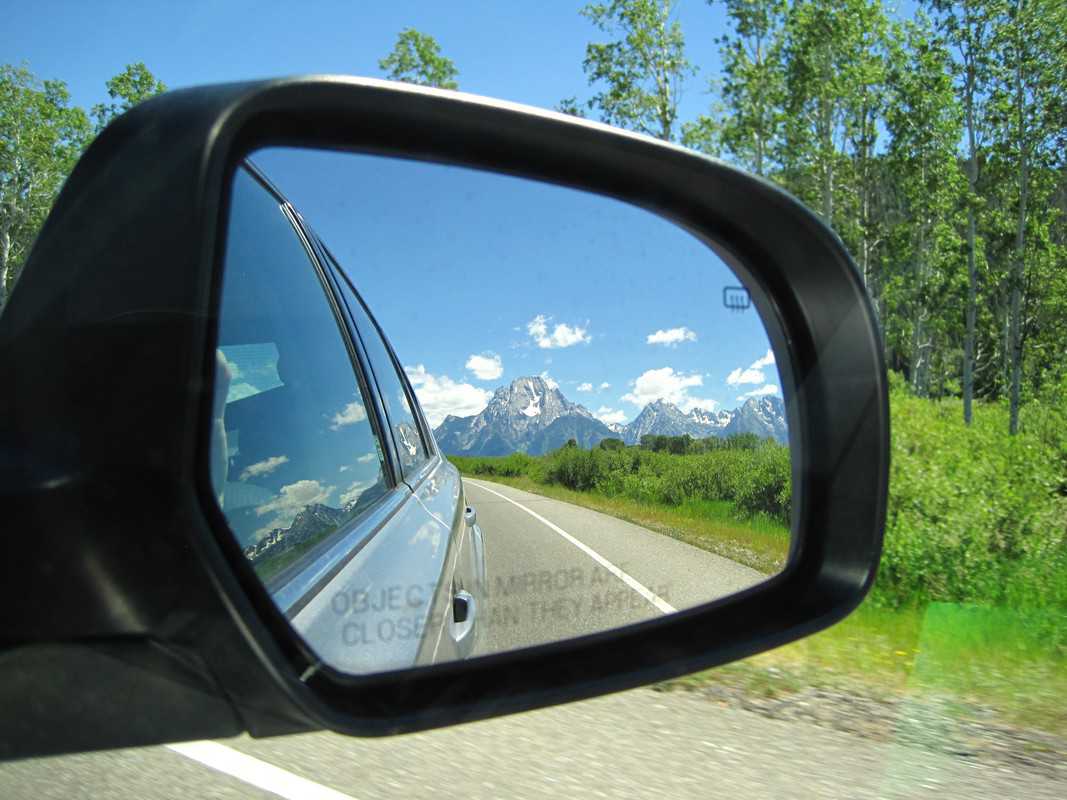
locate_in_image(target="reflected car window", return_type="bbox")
[210,166,390,583]
[329,258,431,480]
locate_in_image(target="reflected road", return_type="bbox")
[464,479,765,657]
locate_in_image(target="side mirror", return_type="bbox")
[0,77,888,759]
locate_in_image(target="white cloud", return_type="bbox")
[357,452,377,464]
[686,397,720,412]
[465,352,503,381]
[646,326,697,347]
[240,455,288,481]
[330,400,367,430]
[539,371,559,390]
[726,349,777,386]
[527,314,591,349]
[737,384,780,401]
[621,367,717,413]
[752,349,775,369]
[726,366,765,386]
[595,406,628,425]
[599,382,611,391]
[577,382,594,392]
[339,465,350,473]
[340,480,374,507]
[405,364,490,427]
[254,479,335,538]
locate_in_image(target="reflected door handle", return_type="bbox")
[450,589,476,651]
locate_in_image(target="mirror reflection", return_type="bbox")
[209,148,791,675]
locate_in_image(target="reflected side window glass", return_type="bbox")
[209,166,390,584]
[326,255,431,480]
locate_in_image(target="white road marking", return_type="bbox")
[166,741,357,800]
[466,480,677,615]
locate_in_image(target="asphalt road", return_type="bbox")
[4,483,1062,798]
[3,687,1064,800]
[464,478,765,656]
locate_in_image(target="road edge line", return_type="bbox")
[165,740,358,800]
[466,480,676,614]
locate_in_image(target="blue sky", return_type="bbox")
[255,148,779,427]
[7,1,731,120]
[17,0,949,425]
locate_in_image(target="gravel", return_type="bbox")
[657,671,1067,779]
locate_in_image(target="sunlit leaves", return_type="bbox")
[379,29,459,90]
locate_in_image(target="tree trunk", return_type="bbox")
[1008,41,1028,436]
[962,58,979,425]
[912,183,930,397]
[754,30,765,176]
[964,208,978,422]
[0,228,10,314]
[820,98,833,224]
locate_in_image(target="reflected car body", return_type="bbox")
[214,161,487,672]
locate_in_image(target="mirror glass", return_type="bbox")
[209,147,792,675]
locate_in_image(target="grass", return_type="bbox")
[661,601,1067,738]
[462,472,790,575]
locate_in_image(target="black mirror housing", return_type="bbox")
[0,77,888,759]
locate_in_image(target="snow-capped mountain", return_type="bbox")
[621,399,732,445]
[722,395,788,443]
[434,376,612,456]
[433,376,788,456]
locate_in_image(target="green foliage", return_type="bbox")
[700,0,788,174]
[881,14,966,397]
[91,62,167,132]
[780,0,894,236]
[0,64,90,312]
[556,97,588,118]
[568,0,693,140]
[1,62,165,315]
[451,452,538,479]
[379,29,459,89]
[640,432,763,452]
[876,375,1067,608]
[455,438,792,524]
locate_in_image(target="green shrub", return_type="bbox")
[486,439,794,525]
[727,444,792,521]
[875,381,1067,609]
[450,452,535,478]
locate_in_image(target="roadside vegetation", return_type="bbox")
[454,374,1067,736]
[453,432,792,573]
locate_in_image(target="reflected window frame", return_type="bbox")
[274,200,404,495]
[216,161,407,580]
[316,243,439,485]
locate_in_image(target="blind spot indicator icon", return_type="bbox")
[723,286,751,312]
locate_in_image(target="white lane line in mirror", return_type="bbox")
[166,741,357,800]
[466,480,676,615]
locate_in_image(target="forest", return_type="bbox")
[3,2,1065,436]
